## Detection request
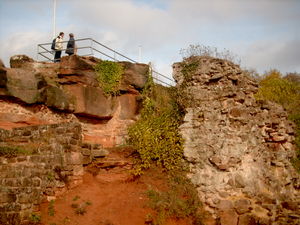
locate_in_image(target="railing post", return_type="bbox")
[149,62,152,78]
[36,45,39,61]
[91,39,93,56]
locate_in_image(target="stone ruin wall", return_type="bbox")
[0,122,107,224]
[173,56,300,225]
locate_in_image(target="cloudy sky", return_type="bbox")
[0,0,299,78]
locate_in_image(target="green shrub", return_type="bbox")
[180,44,241,65]
[94,60,124,96]
[29,213,41,224]
[255,70,300,172]
[255,70,300,114]
[0,145,34,158]
[48,200,55,217]
[146,172,203,225]
[127,76,184,176]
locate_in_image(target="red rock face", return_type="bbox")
[1,54,149,148]
[3,54,148,118]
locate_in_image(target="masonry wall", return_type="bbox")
[0,122,101,225]
[173,56,300,225]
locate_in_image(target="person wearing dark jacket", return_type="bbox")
[65,33,77,56]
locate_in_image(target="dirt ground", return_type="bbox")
[0,100,199,225]
[39,149,191,225]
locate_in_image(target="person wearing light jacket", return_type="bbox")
[54,32,64,62]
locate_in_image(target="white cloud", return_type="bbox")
[69,0,176,48]
[0,0,299,76]
[0,31,50,67]
[241,39,300,73]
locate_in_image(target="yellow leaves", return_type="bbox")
[255,69,300,115]
[127,81,184,175]
[256,70,300,172]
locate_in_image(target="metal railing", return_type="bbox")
[37,38,175,86]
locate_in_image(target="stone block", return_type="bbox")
[281,201,298,211]
[55,127,66,134]
[3,178,16,187]
[22,178,32,187]
[32,178,41,187]
[92,143,102,150]
[65,152,83,165]
[92,149,109,158]
[70,138,78,145]
[81,149,91,156]
[234,199,252,215]
[238,214,257,225]
[17,156,27,162]
[0,212,21,225]
[219,209,238,225]
[82,155,92,165]
[30,155,41,163]
[218,200,234,211]
[81,142,92,149]
[17,193,33,204]
[6,193,17,203]
[73,165,84,176]
[234,174,246,188]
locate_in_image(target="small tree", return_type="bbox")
[255,69,300,172]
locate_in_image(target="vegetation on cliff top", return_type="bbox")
[180,44,241,65]
[94,60,124,96]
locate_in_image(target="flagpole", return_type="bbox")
[53,0,56,38]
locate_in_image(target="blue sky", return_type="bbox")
[0,0,299,78]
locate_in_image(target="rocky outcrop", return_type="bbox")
[0,55,148,147]
[0,54,149,224]
[173,56,300,224]
[3,55,148,119]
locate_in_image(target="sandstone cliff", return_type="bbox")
[0,55,148,224]
[0,55,149,147]
[173,56,300,225]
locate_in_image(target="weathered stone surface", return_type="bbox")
[173,56,300,224]
[0,54,147,224]
[0,59,5,68]
[0,59,7,88]
[10,55,34,69]
[63,84,116,118]
[120,62,149,90]
[238,214,256,225]
[0,122,86,224]
[117,94,139,120]
[219,209,238,225]
[234,199,252,215]
[3,55,146,120]
[5,69,45,104]
[92,149,109,158]
[42,86,73,110]
[65,152,83,165]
